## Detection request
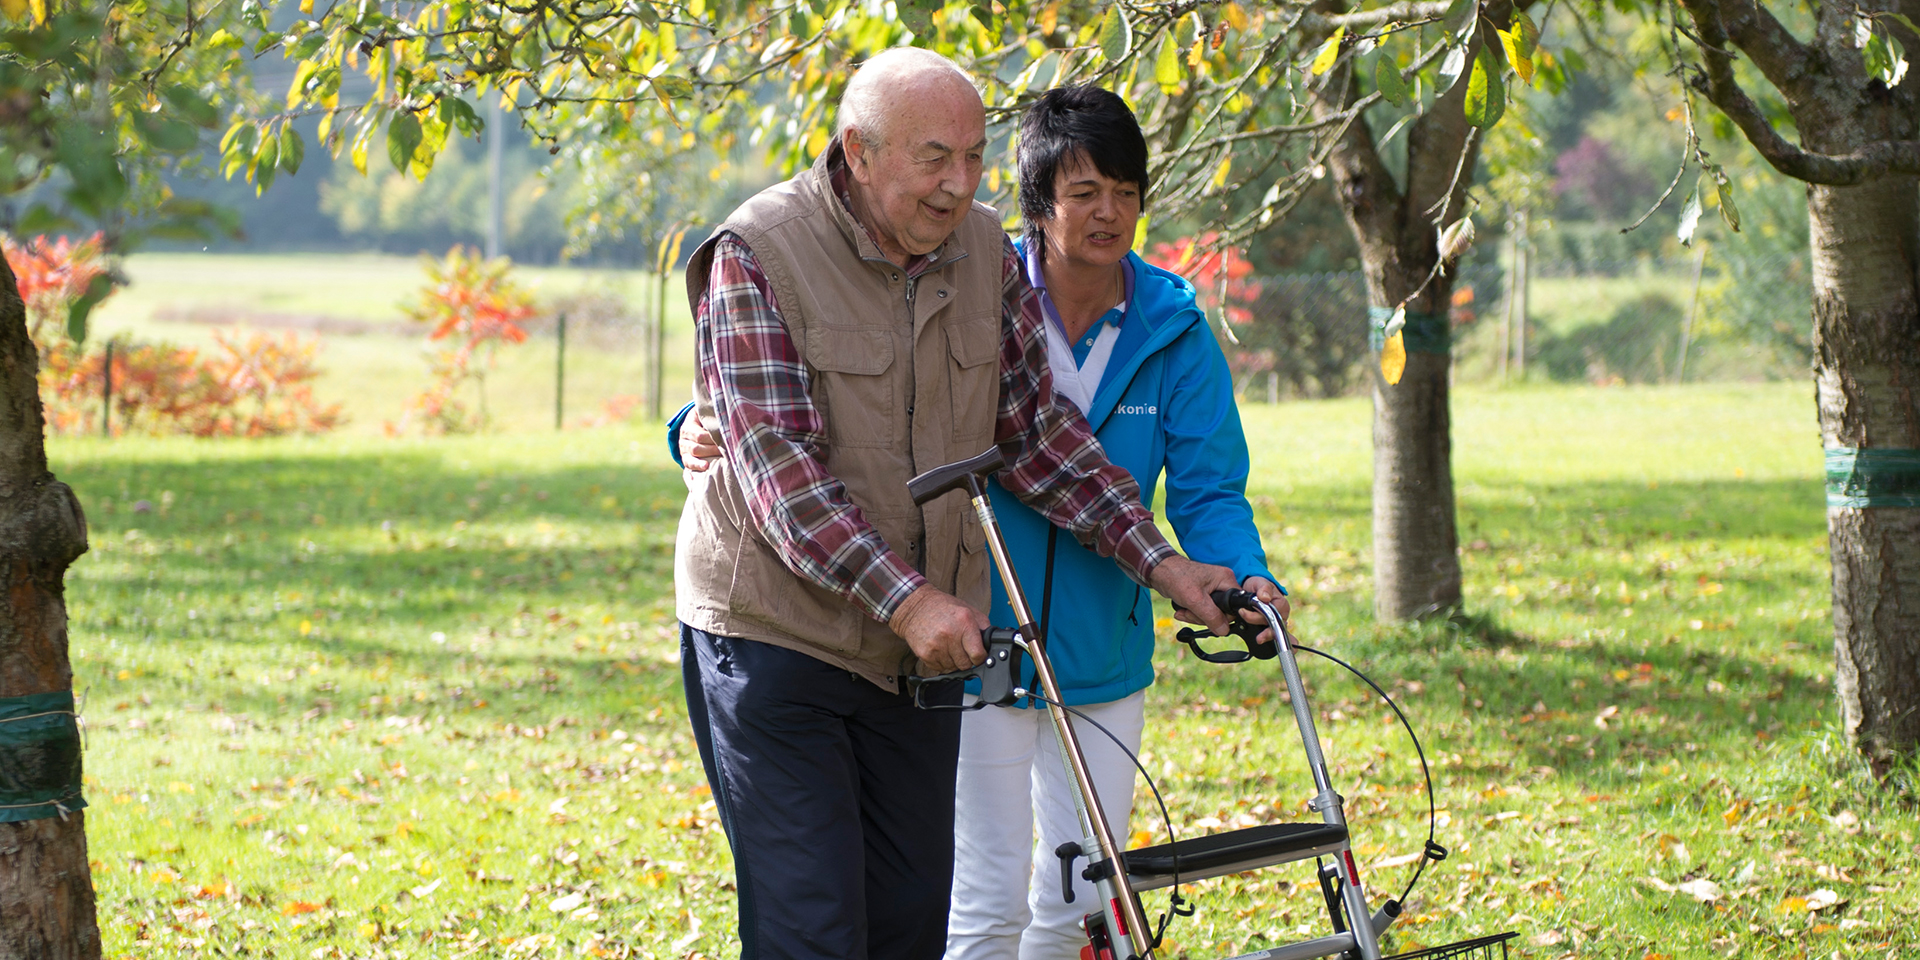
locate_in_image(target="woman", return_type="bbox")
[671,85,1284,960]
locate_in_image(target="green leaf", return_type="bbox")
[1511,9,1540,55]
[287,31,326,60]
[1865,30,1894,83]
[1375,54,1408,106]
[1442,0,1476,41]
[387,111,423,173]
[163,85,220,127]
[133,113,199,153]
[441,95,482,136]
[66,272,114,344]
[279,124,305,176]
[221,122,258,180]
[1154,35,1182,88]
[1463,45,1505,128]
[251,130,279,191]
[652,75,692,98]
[1097,5,1131,63]
[1677,184,1703,246]
[1885,11,1920,37]
[1714,177,1741,233]
[895,0,939,36]
[1311,26,1344,76]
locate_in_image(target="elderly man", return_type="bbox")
[675,47,1239,960]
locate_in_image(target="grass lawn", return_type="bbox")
[49,380,1918,959]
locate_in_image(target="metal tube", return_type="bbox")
[1253,597,1382,960]
[970,492,1152,957]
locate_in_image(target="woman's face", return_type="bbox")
[1037,152,1142,272]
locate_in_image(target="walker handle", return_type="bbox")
[907,446,1005,505]
[1173,589,1279,662]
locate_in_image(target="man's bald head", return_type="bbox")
[835,47,980,149]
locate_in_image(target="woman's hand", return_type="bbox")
[1240,575,1290,645]
[680,410,723,473]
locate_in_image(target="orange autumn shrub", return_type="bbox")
[8,232,342,437]
[390,246,535,435]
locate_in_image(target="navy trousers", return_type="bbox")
[681,624,964,960]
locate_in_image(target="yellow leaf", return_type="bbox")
[299,0,313,11]
[1210,155,1232,189]
[282,901,322,916]
[1133,213,1150,251]
[1221,2,1249,31]
[0,0,28,22]
[1497,29,1533,84]
[806,127,827,159]
[28,0,46,25]
[1380,331,1407,385]
[1310,27,1344,76]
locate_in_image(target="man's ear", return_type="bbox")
[844,132,873,184]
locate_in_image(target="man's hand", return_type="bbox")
[1150,556,1242,636]
[680,410,723,473]
[889,585,990,676]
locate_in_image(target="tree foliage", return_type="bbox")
[245,0,1578,266]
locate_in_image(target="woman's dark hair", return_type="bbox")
[1018,85,1150,256]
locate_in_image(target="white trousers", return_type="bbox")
[946,692,1146,960]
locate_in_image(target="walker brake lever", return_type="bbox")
[1172,588,1280,663]
[904,627,1024,710]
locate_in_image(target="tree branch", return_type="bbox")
[1678,0,1920,185]
[1708,0,1817,102]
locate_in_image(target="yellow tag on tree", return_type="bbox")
[1380,331,1407,385]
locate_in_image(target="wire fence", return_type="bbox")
[1222,251,1813,402]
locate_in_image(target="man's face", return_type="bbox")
[844,81,986,265]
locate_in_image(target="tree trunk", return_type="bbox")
[1314,15,1488,620]
[0,252,100,959]
[1807,178,1920,765]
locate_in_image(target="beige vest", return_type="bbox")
[675,142,1005,688]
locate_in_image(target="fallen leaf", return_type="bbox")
[281,900,322,916]
[548,891,586,913]
[1676,878,1723,902]
[409,877,442,900]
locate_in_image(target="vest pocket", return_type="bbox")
[806,326,896,448]
[945,315,999,446]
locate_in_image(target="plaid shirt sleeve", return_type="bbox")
[695,233,927,622]
[992,236,1175,585]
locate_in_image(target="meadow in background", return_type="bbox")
[52,347,1920,957]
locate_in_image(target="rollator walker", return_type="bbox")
[906,448,1514,960]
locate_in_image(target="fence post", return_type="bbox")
[1513,210,1530,380]
[554,312,567,430]
[100,339,113,438]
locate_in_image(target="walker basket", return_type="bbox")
[1383,932,1517,960]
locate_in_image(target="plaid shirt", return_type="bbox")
[694,187,1173,624]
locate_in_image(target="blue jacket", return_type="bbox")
[991,248,1273,706]
[667,250,1274,707]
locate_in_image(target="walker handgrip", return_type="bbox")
[1211,588,1257,615]
[907,446,1006,506]
[1173,589,1279,663]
